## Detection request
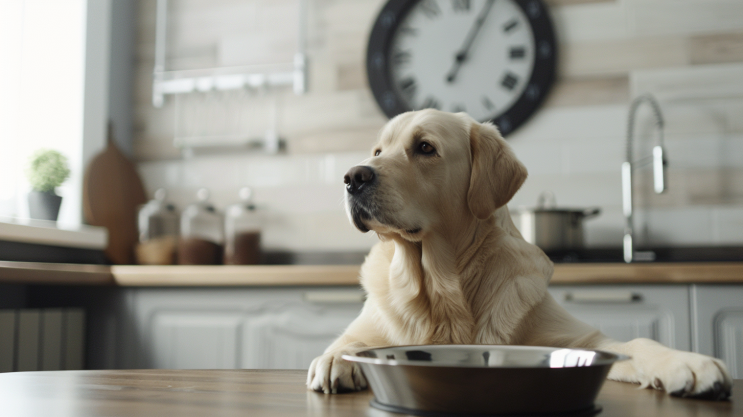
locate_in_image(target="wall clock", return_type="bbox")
[366,0,556,136]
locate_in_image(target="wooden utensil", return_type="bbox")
[83,124,147,264]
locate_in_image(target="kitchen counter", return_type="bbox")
[0,217,107,250]
[0,261,113,285]
[0,217,108,264]
[0,369,739,417]
[1,261,743,286]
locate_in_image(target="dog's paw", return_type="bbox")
[307,351,368,394]
[643,350,732,400]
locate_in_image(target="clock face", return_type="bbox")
[367,0,556,136]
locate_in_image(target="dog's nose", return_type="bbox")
[344,166,376,194]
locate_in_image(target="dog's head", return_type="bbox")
[344,109,527,241]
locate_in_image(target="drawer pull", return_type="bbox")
[304,291,365,304]
[565,291,642,303]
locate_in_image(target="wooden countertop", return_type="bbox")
[110,264,362,286]
[1,261,743,286]
[0,369,739,417]
[0,261,114,285]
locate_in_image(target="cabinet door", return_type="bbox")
[548,285,691,351]
[242,295,363,369]
[128,287,363,370]
[149,312,242,369]
[691,285,743,379]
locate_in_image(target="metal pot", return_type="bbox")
[511,192,601,252]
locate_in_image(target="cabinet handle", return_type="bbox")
[564,291,642,303]
[304,291,366,304]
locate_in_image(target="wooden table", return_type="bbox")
[0,370,739,416]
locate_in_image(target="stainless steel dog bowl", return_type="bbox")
[343,345,628,416]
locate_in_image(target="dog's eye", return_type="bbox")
[418,142,436,155]
[374,149,381,156]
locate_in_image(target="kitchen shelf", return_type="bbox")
[151,0,308,108]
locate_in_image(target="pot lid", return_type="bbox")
[511,192,601,218]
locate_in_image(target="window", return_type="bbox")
[0,0,88,223]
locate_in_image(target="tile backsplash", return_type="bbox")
[133,0,743,252]
[139,152,380,251]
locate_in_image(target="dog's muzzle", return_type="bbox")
[344,165,377,233]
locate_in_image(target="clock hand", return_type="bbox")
[446,0,496,84]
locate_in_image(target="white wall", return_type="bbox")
[134,0,743,252]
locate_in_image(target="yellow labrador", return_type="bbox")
[307,109,732,400]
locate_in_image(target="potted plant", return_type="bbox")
[26,149,71,221]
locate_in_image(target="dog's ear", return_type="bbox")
[467,122,528,220]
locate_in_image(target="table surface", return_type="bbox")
[0,369,739,417]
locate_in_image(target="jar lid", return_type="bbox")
[185,188,217,213]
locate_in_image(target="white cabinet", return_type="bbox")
[124,287,363,370]
[548,285,691,351]
[241,300,363,369]
[691,285,743,379]
[90,283,740,374]
[150,312,242,369]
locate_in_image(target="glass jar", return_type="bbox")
[135,189,179,265]
[178,188,224,265]
[224,187,262,265]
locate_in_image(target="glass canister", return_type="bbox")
[224,187,262,265]
[178,188,224,265]
[135,189,179,265]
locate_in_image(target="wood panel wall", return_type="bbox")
[132,0,743,251]
[132,0,743,160]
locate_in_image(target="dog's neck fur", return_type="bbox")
[385,206,534,345]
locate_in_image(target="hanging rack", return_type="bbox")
[151,0,308,109]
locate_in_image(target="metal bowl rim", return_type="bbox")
[342,344,630,368]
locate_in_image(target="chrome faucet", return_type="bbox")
[623,94,668,263]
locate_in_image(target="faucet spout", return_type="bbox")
[623,94,667,263]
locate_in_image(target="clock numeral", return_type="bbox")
[482,96,495,111]
[510,46,526,59]
[420,96,441,110]
[503,19,519,33]
[452,104,466,113]
[399,77,417,99]
[452,0,470,12]
[419,0,441,19]
[398,24,419,36]
[501,72,519,91]
[392,49,412,66]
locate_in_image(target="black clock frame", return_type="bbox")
[366,0,557,136]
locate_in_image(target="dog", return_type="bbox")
[307,109,732,400]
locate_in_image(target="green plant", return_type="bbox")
[26,149,71,193]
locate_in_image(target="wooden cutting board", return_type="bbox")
[83,124,147,264]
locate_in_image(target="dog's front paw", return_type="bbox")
[307,351,368,394]
[644,350,732,400]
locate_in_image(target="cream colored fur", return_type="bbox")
[307,109,733,399]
